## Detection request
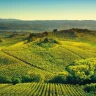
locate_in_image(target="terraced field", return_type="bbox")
[0,83,88,96]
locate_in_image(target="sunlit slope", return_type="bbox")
[0,51,49,78]
[0,32,29,47]
[2,39,96,72]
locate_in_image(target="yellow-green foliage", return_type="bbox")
[0,51,50,79]
[67,58,96,83]
[2,41,81,72]
[2,40,96,73]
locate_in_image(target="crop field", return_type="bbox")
[0,29,96,95]
[0,50,50,79]
[2,39,96,72]
[0,83,88,96]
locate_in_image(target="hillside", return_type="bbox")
[0,29,96,95]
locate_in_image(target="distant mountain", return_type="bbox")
[0,20,96,32]
[0,18,21,22]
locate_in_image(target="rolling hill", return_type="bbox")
[0,28,96,95]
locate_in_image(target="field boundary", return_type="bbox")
[1,50,48,72]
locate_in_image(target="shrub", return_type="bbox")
[84,83,96,93]
[30,73,42,82]
[0,75,12,83]
[49,74,67,83]
[43,38,49,43]
[0,39,2,42]
[53,39,59,44]
[22,75,31,83]
[27,33,37,42]
[53,29,58,32]
[0,37,3,42]
[22,74,42,83]
[12,78,21,85]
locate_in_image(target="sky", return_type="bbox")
[0,0,96,20]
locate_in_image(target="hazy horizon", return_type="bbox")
[0,0,96,20]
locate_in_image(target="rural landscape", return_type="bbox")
[0,19,96,96]
[0,0,96,96]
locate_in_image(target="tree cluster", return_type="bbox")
[27,32,48,42]
[0,73,42,85]
[49,58,96,85]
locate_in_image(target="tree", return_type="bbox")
[30,73,42,82]
[27,33,36,42]
[12,78,21,85]
[49,74,67,83]
[22,75,31,83]
[0,36,3,42]
[53,29,58,32]
[43,38,49,43]
[0,75,12,83]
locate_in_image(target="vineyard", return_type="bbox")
[0,30,96,95]
[0,83,88,96]
[0,51,50,80]
[2,39,96,72]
